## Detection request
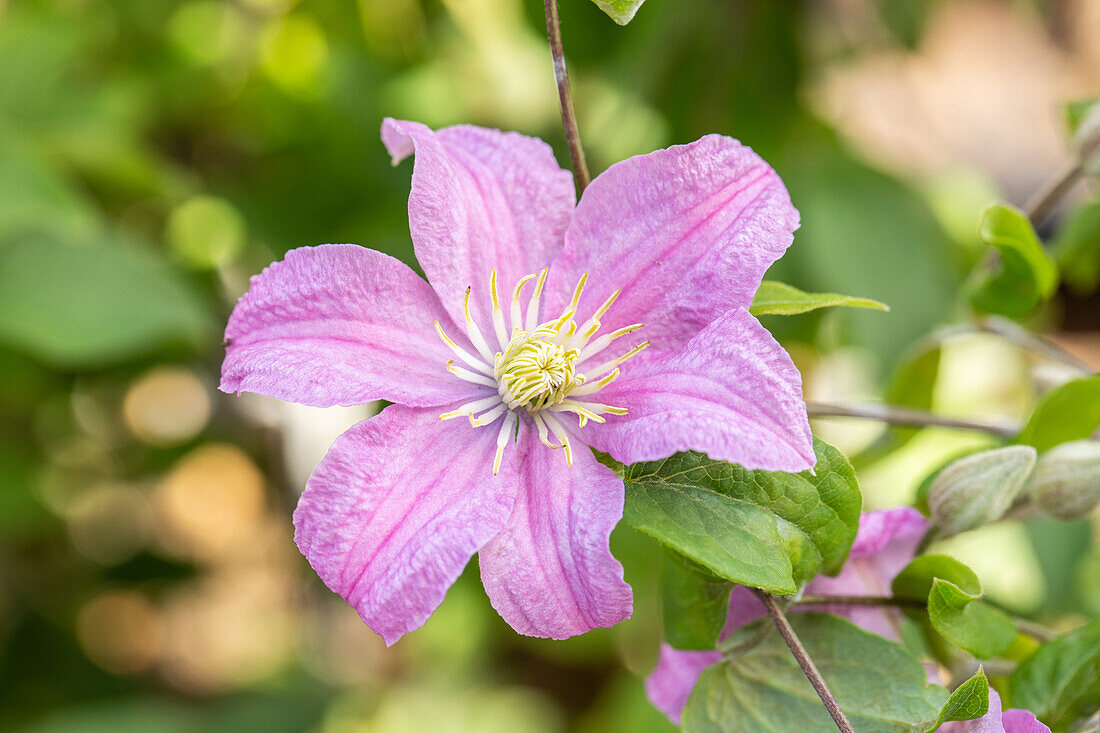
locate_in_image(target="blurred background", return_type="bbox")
[0,0,1098,730]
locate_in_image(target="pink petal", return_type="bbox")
[644,645,722,725]
[849,506,928,575]
[547,134,799,351]
[293,405,520,645]
[478,426,632,639]
[801,507,928,641]
[221,244,480,408]
[584,308,814,472]
[1001,708,1051,733]
[382,118,575,328]
[723,585,767,631]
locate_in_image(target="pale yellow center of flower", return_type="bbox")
[497,327,581,410]
[433,268,649,475]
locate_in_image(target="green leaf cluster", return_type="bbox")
[623,439,862,607]
[1016,375,1100,452]
[967,203,1058,318]
[681,614,948,732]
[1009,620,1100,729]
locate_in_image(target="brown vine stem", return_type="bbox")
[794,594,926,610]
[1024,158,1082,228]
[806,401,1019,439]
[753,590,856,733]
[933,318,1094,374]
[976,317,1094,374]
[544,0,591,193]
[792,595,1057,643]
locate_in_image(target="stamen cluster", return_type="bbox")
[434,269,648,474]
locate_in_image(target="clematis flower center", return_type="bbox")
[434,269,648,474]
[497,328,580,409]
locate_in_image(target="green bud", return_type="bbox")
[1027,440,1100,521]
[927,445,1037,534]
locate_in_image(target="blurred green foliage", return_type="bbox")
[0,0,1097,731]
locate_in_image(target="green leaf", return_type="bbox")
[590,0,647,25]
[1009,619,1100,729]
[622,439,862,594]
[968,202,1059,318]
[892,555,1018,658]
[660,551,733,650]
[926,666,989,731]
[1016,374,1100,452]
[0,127,100,242]
[0,233,213,369]
[749,280,889,316]
[1052,202,1100,294]
[681,613,948,732]
[623,467,797,594]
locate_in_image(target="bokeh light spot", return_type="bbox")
[122,366,211,447]
[77,591,162,675]
[166,195,247,270]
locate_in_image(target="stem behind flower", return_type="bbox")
[544,0,591,193]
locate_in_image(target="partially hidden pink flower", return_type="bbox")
[939,689,1051,733]
[220,118,814,645]
[646,507,928,723]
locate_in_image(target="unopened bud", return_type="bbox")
[927,445,1037,534]
[1076,103,1100,177]
[1027,440,1100,521]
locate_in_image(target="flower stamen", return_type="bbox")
[525,268,548,332]
[434,321,494,376]
[462,288,495,363]
[439,394,505,422]
[510,274,538,336]
[437,269,646,470]
[489,270,509,349]
[493,412,517,475]
[445,360,497,388]
[582,340,651,380]
[576,323,645,363]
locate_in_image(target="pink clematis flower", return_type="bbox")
[220,118,814,645]
[646,507,928,723]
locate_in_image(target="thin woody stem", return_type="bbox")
[1024,158,1082,227]
[933,318,1094,374]
[792,595,1057,643]
[794,594,926,609]
[806,401,1019,439]
[975,317,1093,374]
[753,590,856,733]
[544,0,591,193]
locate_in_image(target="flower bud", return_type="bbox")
[927,445,1037,534]
[1076,103,1100,178]
[1027,440,1100,521]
